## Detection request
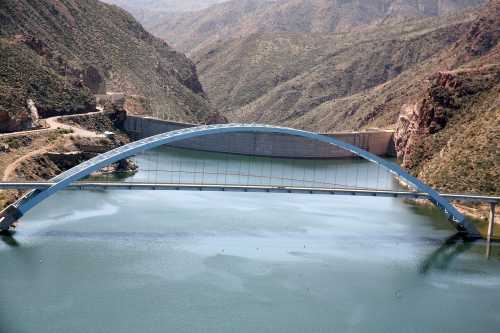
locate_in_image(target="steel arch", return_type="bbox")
[0,123,479,236]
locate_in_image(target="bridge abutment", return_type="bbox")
[0,205,23,231]
[0,123,480,237]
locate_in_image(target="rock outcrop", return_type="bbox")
[395,68,498,171]
[393,0,499,194]
[14,135,137,181]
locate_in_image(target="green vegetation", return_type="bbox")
[56,128,74,135]
[1,136,33,149]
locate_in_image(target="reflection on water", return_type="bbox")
[1,148,499,333]
[95,147,401,190]
[419,233,475,274]
[0,230,19,248]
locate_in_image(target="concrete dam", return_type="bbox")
[123,115,396,159]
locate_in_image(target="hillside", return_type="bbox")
[0,0,220,133]
[277,0,499,194]
[394,0,500,194]
[193,11,478,121]
[188,0,498,195]
[149,0,485,53]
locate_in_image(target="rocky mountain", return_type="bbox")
[253,0,498,195]
[149,0,485,53]
[100,0,229,28]
[186,0,497,194]
[193,10,478,122]
[0,0,220,133]
[101,0,228,13]
[394,0,499,194]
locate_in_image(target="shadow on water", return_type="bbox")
[0,230,20,248]
[419,233,477,274]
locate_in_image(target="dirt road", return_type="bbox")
[1,146,53,181]
[1,109,105,181]
[0,108,105,139]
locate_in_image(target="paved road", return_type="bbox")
[0,181,498,204]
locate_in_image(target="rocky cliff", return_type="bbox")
[394,0,499,194]
[182,0,497,195]
[0,0,220,133]
[395,69,499,194]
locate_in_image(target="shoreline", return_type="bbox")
[407,198,499,239]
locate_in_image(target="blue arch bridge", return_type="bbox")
[0,123,494,238]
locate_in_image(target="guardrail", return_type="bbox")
[0,181,498,204]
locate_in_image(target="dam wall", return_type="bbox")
[123,116,396,159]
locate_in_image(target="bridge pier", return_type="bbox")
[486,203,496,258]
[0,124,483,237]
[486,202,496,259]
[0,205,23,231]
[487,203,497,242]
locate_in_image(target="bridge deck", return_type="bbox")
[0,124,485,236]
[1,182,498,204]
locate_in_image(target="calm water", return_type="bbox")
[1,148,499,333]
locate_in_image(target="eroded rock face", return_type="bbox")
[395,72,455,169]
[394,103,417,167]
[83,66,106,94]
[390,2,500,195]
[402,71,465,139]
[205,113,228,124]
[27,99,40,127]
[20,35,52,58]
[395,65,499,175]
[462,0,500,57]
[0,99,40,133]
[0,111,31,133]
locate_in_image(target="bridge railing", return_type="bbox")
[1,123,480,237]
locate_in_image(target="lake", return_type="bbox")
[1,147,499,332]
